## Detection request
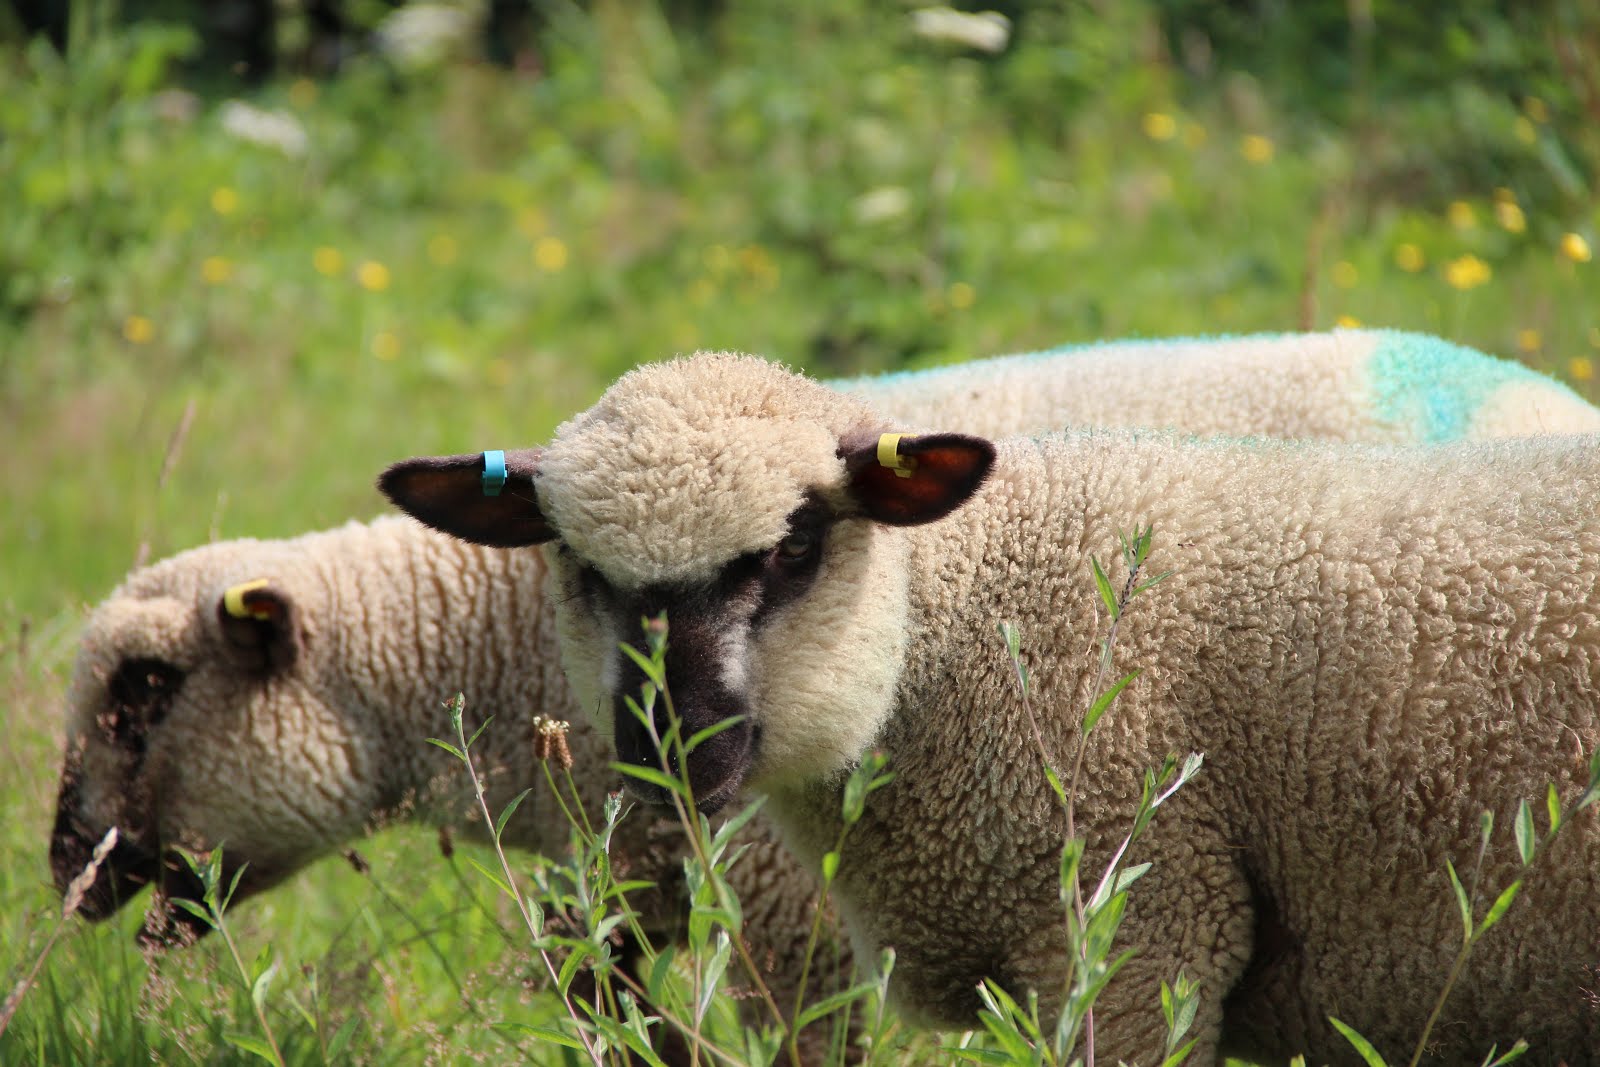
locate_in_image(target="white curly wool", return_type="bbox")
[843,328,1600,442]
[482,353,1600,1065]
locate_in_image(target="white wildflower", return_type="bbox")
[853,186,913,224]
[218,101,309,157]
[377,2,481,70]
[911,6,1011,54]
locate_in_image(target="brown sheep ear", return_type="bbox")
[840,431,995,526]
[378,448,555,547]
[217,579,299,673]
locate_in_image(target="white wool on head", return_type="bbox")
[539,353,878,589]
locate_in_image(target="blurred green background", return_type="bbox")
[3,0,1598,1061]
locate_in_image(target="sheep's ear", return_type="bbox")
[378,448,555,547]
[216,579,299,673]
[840,432,995,526]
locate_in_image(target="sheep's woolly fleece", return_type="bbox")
[841,327,1600,442]
[522,352,1600,1066]
[48,517,846,1029]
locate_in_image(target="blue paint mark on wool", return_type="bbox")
[1366,330,1555,443]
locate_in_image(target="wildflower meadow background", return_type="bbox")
[3,0,1600,1063]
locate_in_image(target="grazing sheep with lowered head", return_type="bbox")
[383,351,1600,1065]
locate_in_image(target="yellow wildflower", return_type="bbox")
[1560,233,1592,263]
[948,281,976,310]
[1516,328,1541,354]
[122,315,154,344]
[371,330,400,360]
[357,260,391,291]
[1241,134,1274,164]
[1447,201,1476,230]
[1336,314,1361,329]
[1141,112,1177,142]
[534,237,568,272]
[210,187,239,216]
[200,256,232,284]
[427,235,459,266]
[313,246,343,276]
[1394,243,1426,273]
[1571,356,1595,382]
[1444,254,1491,290]
[516,207,547,239]
[1331,261,1358,289]
[288,78,318,109]
[1494,201,1526,234]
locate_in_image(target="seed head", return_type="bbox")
[533,716,573,770]
[61,827,119,920]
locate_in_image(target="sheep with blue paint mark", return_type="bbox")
[383,350,1600,1065]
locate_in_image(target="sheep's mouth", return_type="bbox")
[614,704,756,816]
[49,812,162,923]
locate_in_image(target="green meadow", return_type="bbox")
[4,1,1599,1063]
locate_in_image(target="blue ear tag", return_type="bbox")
[481,450,507,496]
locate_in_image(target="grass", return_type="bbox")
[4,0,1600,1062]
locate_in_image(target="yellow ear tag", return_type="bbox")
[876,433,917,479]
[223,578,273,620]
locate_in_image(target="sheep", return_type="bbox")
[46,515,848,1055]
[56,328,1578,934]
[840,328,1600,442]
[381,351,1600,1066]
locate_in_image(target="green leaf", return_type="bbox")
[425,737,466,761]
[1445,859,1472,942]
[685,713,747,755]
[1477,880,1521,935]
[646,945,677,1003]
[1328,1016,1390,1067]
[249,947,276,1012]
[1134,570,1174,597]
[1482,1038,1529,1066]
[1043,765,1067,806]
[467,713,496,750]
[494,788,534,840]
[464,856,514,898]
[1091,557,1119,620]
[612,762,689,797]
[821,850,840,883]
[326,1017,359,1060]
[1514,799,1535,866]
[793,980,880,1031]
[1159,1038,1199,1067]
[618,641,667,690]
[170,898,215,926]
[1546,782,1562,838]
[696,931,732,1024]
[492,1022,588,1050]
[557,944,592,995]
[1083,669,1140,735]
[222,862,249,912]
[222,1033,279,1063]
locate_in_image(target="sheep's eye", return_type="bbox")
[775,531,817,562]
[102,657,185,752]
